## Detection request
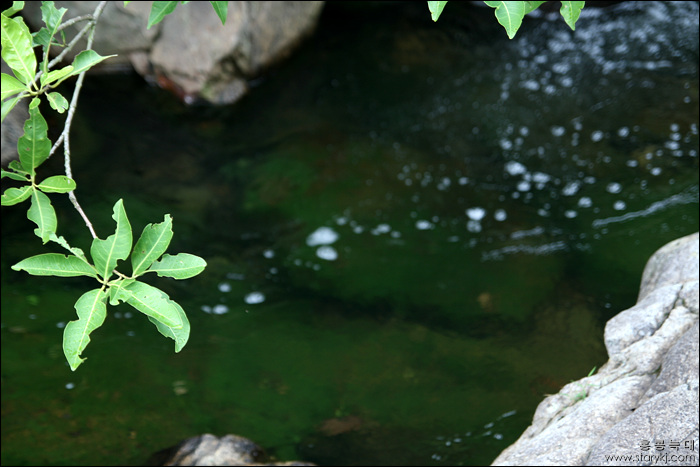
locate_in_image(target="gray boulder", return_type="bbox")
[493,232,699,466]
[155,433,315,466]
[22,1,324,105]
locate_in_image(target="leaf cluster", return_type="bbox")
[428,1,585,39]
[1,1,207,371]
[125,1,229,30]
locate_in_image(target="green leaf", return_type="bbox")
[1,72,26,100]
[49,233,89,262]
[427,1,448,22]
[148,253,207,280]
[1,167,30,182]
[1,95,21,122]
[124,280,183,328]
[2,2,25,17]
[560,1,585,31]
[90,199,132,280]
[483,1,526,39]
[108,277,136,306]
[147,1,178,29]
[36,174,75,193]
[11,252,97,277]
[63,289,108,371]
[17,98,51,176]
[32,27,53,48]
[40,64,73,88]
[68,49,116,77]
[148,298,190,352]
[40,1,67,34]
[8,159,28,174]
[523,1,546,15]
[0,13,37,86]
[1,185,31,205]
[45,91,69,113]
[209,1,227,25]
[131,214,173,277]
[27,189,56,243]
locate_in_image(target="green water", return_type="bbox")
[2,2,698,465]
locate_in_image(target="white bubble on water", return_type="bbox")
[562,181,581,196]
[371,223,392,235]
[532,172,550,183]
[466,207,486,221]
[518,181,531,192]
[213,304,230,314]
[565,210,578,218]
[316,245,338,261]
[606,182,622,194]
[416,220,434,230]
[578,197,592,208]
[551,126,566,137]
[591,130,604,142]
[505,161,527,176]
[306,226,339,246]
[494,209,507,221]
[218,282,231,293]
[244,293,265,305]
[613,200,627,211]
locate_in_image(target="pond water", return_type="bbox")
[1,2,698,466]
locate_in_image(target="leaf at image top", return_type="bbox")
[428,1,448,21]
[483,1,526,39]
[210,1,228,25]
[147,1,178,29]
[560,1,585,30]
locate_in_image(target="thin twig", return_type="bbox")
[61,0,109,239]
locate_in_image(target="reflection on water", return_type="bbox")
[1,2,698,466]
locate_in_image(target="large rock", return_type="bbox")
[22,1,324,105]
[493,232,699,466]
[151,433,315,466]
[147,1,324,105]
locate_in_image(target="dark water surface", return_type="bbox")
[2,2,698,465]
